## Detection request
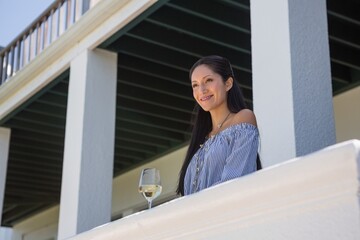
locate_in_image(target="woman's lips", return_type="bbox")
[200,95,213,101]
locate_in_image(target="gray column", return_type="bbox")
[251,0,336,166]
[0,127,11,225]
[58,49,117,240]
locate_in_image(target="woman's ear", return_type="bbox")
[225,77,233,91]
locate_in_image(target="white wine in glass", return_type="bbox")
[138,168,162,209]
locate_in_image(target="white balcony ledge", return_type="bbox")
[69,139,360,240]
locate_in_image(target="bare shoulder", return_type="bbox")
[232,109,257,127]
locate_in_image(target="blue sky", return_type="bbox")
[0,0,54,47]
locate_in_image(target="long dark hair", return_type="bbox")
[176,55,261,196]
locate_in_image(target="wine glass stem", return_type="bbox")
[148,200,152,209]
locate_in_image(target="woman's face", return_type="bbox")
[191,64,231,112]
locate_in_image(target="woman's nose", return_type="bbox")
[200,84,207,93]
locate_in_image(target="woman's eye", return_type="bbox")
[206,78,213,83]
[192,84,198,88]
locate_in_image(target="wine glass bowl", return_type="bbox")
[138,168,162,209]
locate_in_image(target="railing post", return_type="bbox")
[75,0,84,21]
[0,54,3,84]
[43,17,48,49]
[34,24,38,56]
[27,31,32,63]
[53,2,61,41]
[59,1,65,35]
[9,47,14,77]
[2,52,8,83]
[71,0,76,23]
[15,41,21,72]
[64,0,69,30]
[49,8,54,43]
[40,19,45,51]
[21,35,26,68]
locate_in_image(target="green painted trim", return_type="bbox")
[99,0,170,49]
[0,70,70,125]
[144,18,252,63]
[333,80,360,96]
[166,2,250,34]
[221,0,250,11]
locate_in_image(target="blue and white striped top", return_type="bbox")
[184,123,259,195]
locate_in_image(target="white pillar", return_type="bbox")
[0,127,11,225]
[58,49,117,240]
[251,0,336,166]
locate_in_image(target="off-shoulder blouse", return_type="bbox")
[184,123,259,195]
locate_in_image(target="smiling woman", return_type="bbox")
[191,64,231,113]
[177,55,261,196]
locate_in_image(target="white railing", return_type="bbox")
[68,139,360,240]
[0,0,100,85]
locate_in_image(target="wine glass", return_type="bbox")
[138,168,162,209]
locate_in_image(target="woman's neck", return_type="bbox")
[209,106,232,131]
